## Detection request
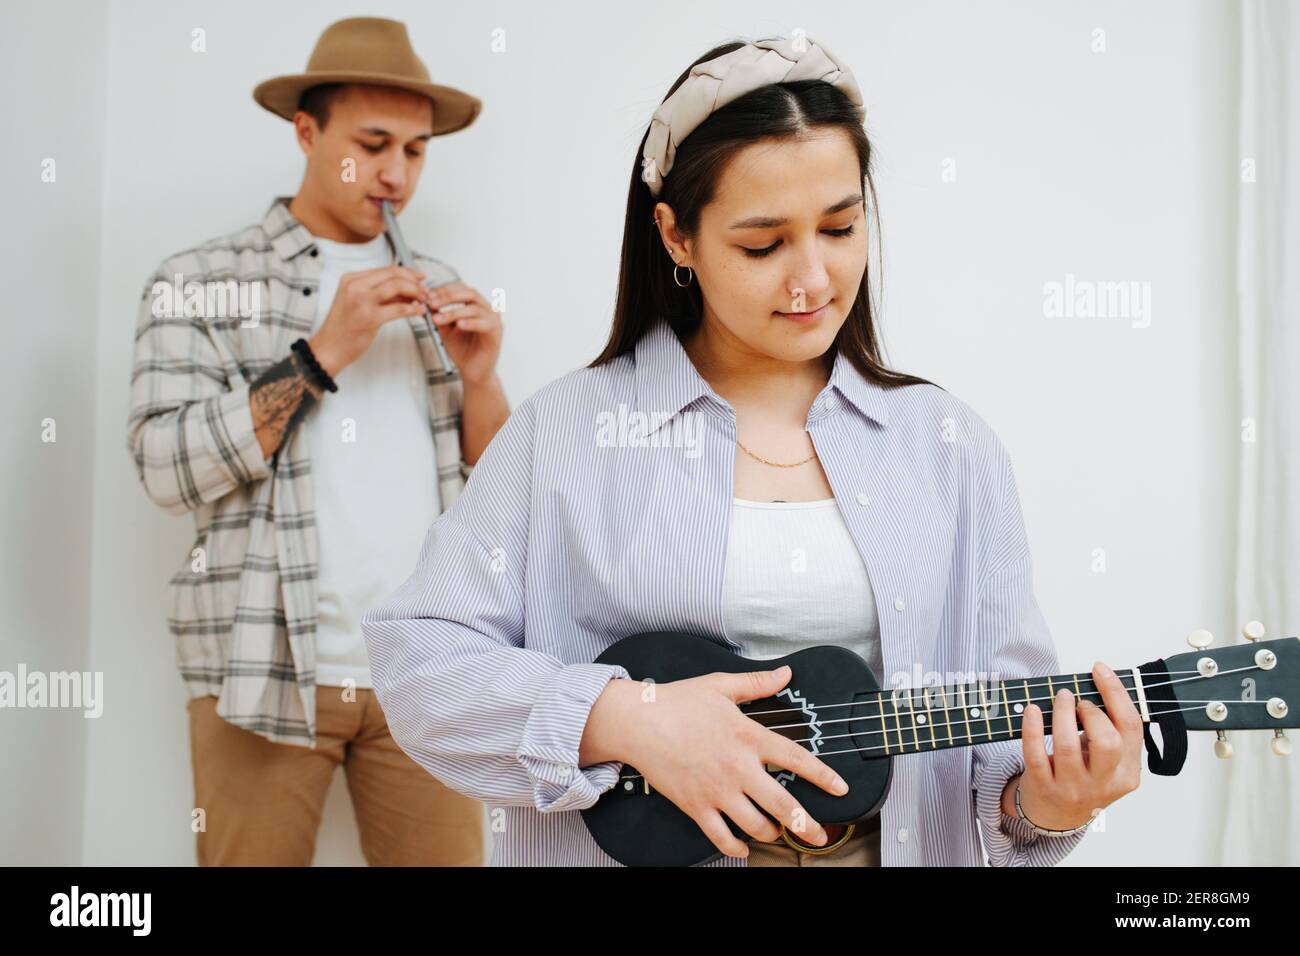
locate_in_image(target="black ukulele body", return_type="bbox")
[581,630,892,867]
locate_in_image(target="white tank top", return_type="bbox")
[723,497,882,683]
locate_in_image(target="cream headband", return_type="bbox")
[641,37,866,197]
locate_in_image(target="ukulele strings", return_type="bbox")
[614,698,1230,781]
[744,665,1251,724]
[751,665,1260,745]
[612,664,1267,782]
[781,696,1274,749]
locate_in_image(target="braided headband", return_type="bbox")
[641,37,866,197]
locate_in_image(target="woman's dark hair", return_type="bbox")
[589,39,934,391]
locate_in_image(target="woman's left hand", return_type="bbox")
[425,281,503,385]
[1014,660,1145,830]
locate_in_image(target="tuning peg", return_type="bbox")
[1242,621,1266,643]
[1187,628,1214,650]
[1272,730,1291,757]
[1214,729,1233,759]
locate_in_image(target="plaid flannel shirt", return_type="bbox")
[126,195,472,747]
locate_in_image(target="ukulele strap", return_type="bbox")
[1134,657,1188,776]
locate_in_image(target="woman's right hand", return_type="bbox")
[581,666,850,859]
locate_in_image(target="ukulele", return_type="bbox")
[580,623,1297,866]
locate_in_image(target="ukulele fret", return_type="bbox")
[922,684,938,749]
[1045,676,1055,735]
[979,682,993,744]
[941,684,956,746]
[908,688,921,751]
[873,692,890,756]
[890,692,905,754]
[961,680,973,747]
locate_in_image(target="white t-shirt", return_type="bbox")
[304,232,441,689]
[723,497,883,683]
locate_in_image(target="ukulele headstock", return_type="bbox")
[1163,623,1297,758]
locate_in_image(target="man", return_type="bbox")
[126,17,510,866]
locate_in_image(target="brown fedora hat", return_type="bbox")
[252,16,482,135]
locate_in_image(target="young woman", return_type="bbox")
[360,37,1145,867]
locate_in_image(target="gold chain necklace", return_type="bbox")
[735,438,818,468]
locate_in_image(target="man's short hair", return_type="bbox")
[297,83,350,130]
[296,82,435,132]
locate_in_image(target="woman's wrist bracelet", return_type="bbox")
[1014,781,1092,837]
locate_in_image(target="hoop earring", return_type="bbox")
[673,264,694,288]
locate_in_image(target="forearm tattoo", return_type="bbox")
[250,349,325,460]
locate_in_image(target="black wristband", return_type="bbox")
[291,338,338,393]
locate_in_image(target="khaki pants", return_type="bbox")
[746,812,882,867]
[187,688,484,866]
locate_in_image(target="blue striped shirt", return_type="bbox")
[360,316,1088,866]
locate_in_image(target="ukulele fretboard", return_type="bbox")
[742,671,1145,759]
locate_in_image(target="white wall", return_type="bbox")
[1,0,1241,865]
[0,0,110,865]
